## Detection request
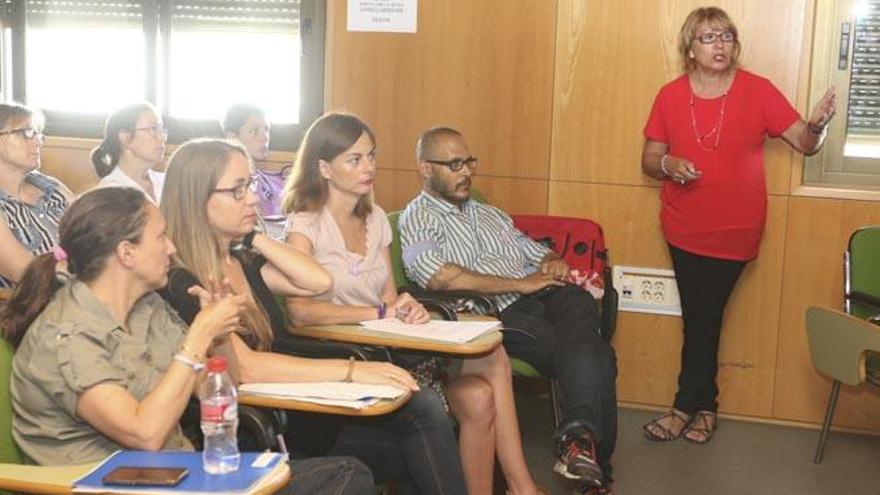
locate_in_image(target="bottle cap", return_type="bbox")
[206,356,227,373]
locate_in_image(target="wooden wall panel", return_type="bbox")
[550,0,807,194]
[376,168,548,214]
[548,182,787,417]
[40,137,296,195]
[774,196,880,429]
[327,0,556,181]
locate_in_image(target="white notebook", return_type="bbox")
[239,381,405,409]
[358,318,500,344]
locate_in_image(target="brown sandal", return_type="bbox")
[683,410,717,444]
[642,409,691,442]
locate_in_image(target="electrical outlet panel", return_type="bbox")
[612,266,681,315]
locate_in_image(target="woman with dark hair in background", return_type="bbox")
[222,103,289,239]
[92,102,167,203]
[640,6,836,444]
[159,137,468,495]
[0,102,71,288]
[3,187,373,493]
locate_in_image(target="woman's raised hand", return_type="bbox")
[191,294,246,340]
[387,292,431,324]
[808,87,836,130]
[350,361,420,391]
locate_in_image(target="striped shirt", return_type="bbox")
[0,172,67,288]
[400,191,550,312]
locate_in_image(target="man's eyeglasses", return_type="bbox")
[425,156,478,172]
[695,31,736,44]
[0,127,43,140]
[213,177,257,200]
[134,124,169,139]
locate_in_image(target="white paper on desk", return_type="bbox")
[359,319,500,344]
[239,381,404,407]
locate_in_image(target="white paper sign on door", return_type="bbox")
[347,0,418,33]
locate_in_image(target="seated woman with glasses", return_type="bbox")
[158,138,468,495]
[3,187,373,494]
[0,102,72,288]
[283,112,547,495]
[92,102,167,203]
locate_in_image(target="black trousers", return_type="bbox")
[499,285,618,474]
[669,244,747,415]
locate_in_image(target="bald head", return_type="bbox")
[415,126,464,163]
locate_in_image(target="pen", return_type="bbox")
[276,434,289,460]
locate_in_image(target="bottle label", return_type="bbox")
[201,401,236,423]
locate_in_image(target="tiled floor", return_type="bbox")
[515,392,880,495]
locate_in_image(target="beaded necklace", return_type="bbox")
[689,88,728,152]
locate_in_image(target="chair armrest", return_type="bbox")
[272,333,391,362]
[238,405,284,451]
[601,286,619,342]
[847,291,880,311]
[400,286,499,316]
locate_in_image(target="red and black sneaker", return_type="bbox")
[553,432,604,488]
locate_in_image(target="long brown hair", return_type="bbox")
[161,138,273,350]
[281,112,375,218]
[1,188,149,348]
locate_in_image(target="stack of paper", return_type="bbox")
[358,319,500,344]
[238,381,405,409]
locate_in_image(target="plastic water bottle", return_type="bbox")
[199,356,240,474]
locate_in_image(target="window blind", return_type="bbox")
[848,0,880,134]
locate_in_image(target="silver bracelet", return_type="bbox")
[174,352,205,373]
[660,154,671,177]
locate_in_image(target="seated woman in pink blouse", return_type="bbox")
[283,112,546,495]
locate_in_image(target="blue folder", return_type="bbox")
[73,451,285,494]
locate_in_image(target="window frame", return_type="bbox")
[804,0,880,190]
[0,0,325,151]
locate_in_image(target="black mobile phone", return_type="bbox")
[102,466,189,487]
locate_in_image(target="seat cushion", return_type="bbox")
[0,339,22,464]
[510,357,544,378]
[866,351,880,387]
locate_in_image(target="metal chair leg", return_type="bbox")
[814,380,841,464]
[549,378,563,427]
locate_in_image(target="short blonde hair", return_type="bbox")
[678,7,741,73]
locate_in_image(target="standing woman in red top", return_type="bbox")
[640,6,835,444]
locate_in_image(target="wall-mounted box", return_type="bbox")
[612,266,681,316]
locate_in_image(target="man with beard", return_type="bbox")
[398,126,618,493]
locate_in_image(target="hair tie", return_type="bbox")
[52,246,68,262]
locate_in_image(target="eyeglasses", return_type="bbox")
[243,124,270,137]
[695,31,736,44]
[134,124,169,138]
[425,156,478,172]
[0,127,43,140]
[213,177,257,200]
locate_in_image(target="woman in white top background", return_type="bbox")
[92,102,167,203]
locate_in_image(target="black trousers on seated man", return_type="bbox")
[499,284,618,476]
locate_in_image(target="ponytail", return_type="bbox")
[91,141,119,178]
[1,254,62,348]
